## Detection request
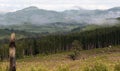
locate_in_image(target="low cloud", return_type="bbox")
[0,0,120,12]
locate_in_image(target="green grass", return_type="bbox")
[81,24,102,31]
[0,46,120,71]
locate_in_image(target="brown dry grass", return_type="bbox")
[0,46,120,71]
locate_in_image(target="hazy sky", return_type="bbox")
[0,0,120,12]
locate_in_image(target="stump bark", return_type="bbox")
[9,33,16,71]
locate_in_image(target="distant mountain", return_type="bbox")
[0,6,65,25]
[0,6,120,33]
[107,7,120,11]
[62,7,120,24]
[0,6,120,26]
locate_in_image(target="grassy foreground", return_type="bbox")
[0,46,120,71]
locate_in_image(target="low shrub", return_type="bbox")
[69,52,76,60]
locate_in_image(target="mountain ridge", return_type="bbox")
[0,6,120,26]
[0,6,120,33]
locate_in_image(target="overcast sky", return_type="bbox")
[0,0,120,12]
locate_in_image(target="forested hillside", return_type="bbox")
[1,22,85,33]
[0,26,120,60]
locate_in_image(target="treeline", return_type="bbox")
[0,26,120,60]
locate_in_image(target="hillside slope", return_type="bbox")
[0,29,38,40]
[0,46,120,71]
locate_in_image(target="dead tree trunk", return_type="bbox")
[9,33,16,71]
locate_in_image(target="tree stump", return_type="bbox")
[9,33,16,71]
